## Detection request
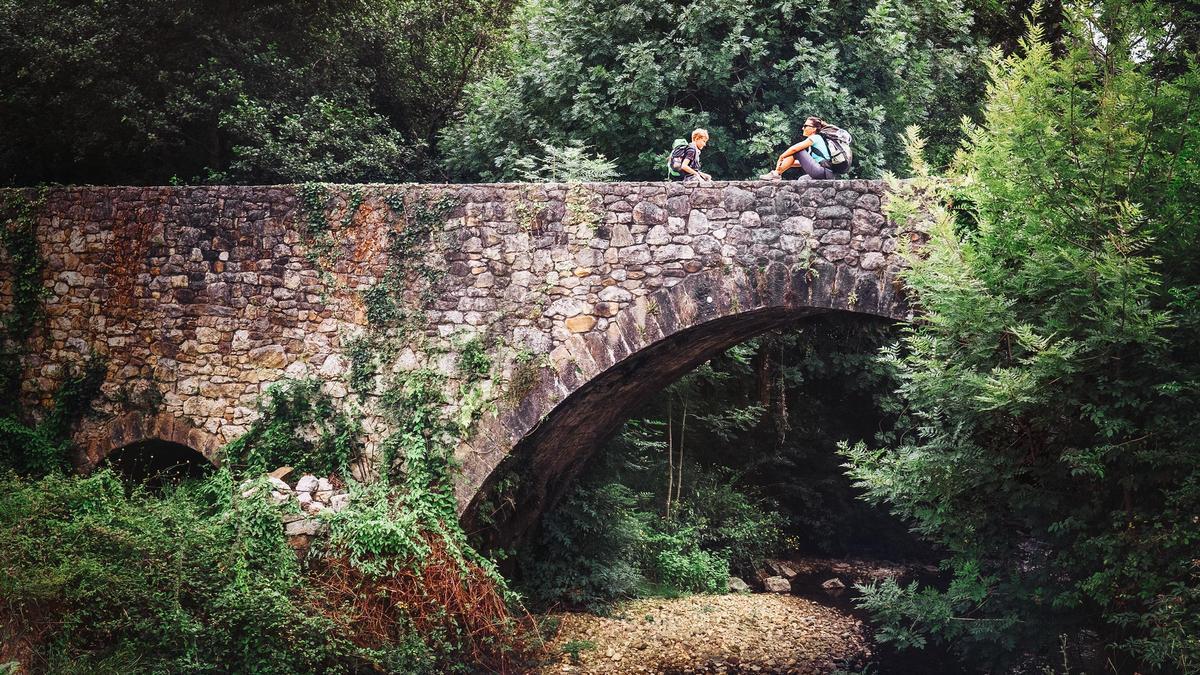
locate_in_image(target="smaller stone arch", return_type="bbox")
[75,411,223,472]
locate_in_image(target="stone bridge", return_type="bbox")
[0,180,922,544]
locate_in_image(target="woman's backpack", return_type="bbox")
[818,126,853,173]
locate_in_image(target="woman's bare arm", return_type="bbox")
[780,138,813,159]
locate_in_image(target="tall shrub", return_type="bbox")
[843,2,1200,670]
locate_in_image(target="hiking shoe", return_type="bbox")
[759,170,782,181]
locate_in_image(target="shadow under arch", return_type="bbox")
[464,305,895,550]
[100,438,216,488]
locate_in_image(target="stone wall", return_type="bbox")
[0,181,917,528]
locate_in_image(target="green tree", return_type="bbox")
[0,0,515,185]
[843,2,1200,670]
[442,0,987,181]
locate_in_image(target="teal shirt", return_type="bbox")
[806,133,830,162]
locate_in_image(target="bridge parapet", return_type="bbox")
[0,180,920,532]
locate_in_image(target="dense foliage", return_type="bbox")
[442,0,989,180]
[0,0,515,185]
[223,379,362,477]
[843,3,1200,670]
[0,469,356,673]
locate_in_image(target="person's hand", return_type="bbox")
[700,172,712,181]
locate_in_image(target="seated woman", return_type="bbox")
[760,116,836,180]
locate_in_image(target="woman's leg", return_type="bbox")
[795,151,834,179]
[775,154,798,174]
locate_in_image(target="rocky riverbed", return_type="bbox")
[537,593,871,674]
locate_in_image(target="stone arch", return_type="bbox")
[75,411,223,471]
[458,261,907,546]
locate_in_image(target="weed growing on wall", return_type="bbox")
[222,379,361,477]
[371,191,458,326]
[0,352,106,476]
[296,182,339,269]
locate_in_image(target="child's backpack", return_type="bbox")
[666,138,690,178]
[818,126,854,173]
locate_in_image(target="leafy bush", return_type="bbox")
[0,353,106,477]
[0,469,361,673]
[512,140,621,182]
[843,4,1200,670]
[678,468,785,578]
[643,527,729,594]
[520,482,650,612]
[521,472,775,607]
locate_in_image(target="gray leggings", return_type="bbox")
[795,151,835,179]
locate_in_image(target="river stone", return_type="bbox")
[763,576,792,593]
[767,559,800,579]
[284,518,323,537]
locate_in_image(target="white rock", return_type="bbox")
[645,224,671,245]
[319,354,347,377]
[598,286,633,303]
[295,475,320,493]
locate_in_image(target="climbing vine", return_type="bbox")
[565,183,601,237]
[296,182,337,267]
[381,191,458,316]
[348,191,460,400]
[0,186,50,408]
[0,188,49,348]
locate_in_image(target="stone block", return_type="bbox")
[565,315,597,333]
